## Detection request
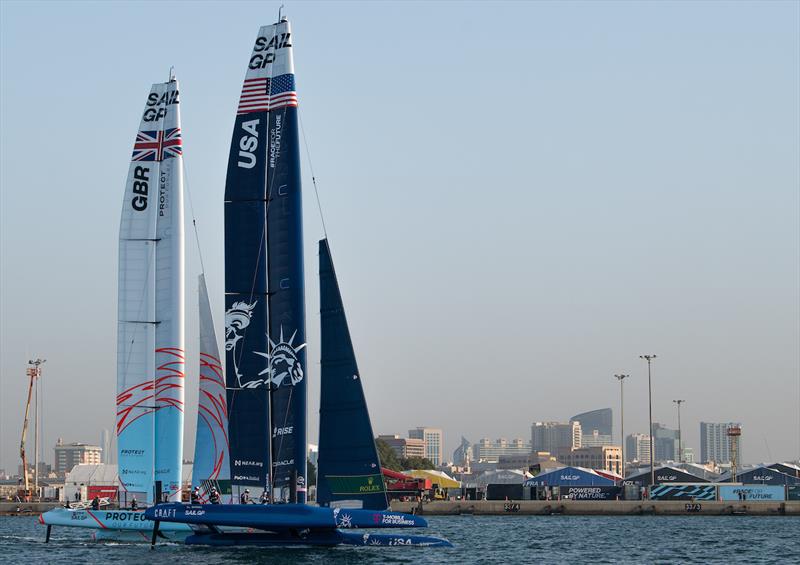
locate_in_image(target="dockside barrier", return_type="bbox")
[390,499,800,516]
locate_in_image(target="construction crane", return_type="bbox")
[19,359,45,501]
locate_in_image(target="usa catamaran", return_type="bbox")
[146,17,449,548]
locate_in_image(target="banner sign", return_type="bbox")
[324,474,385,496]
[561,486,621,500]
[718,485,785,501]
[650,485,716,501]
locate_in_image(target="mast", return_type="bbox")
[225,19,306,503]
[317,239,388,510]
[264,17,306,504]
[117,78,185,505]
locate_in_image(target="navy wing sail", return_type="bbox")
[224,28,273,493]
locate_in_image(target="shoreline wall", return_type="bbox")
[391,499,800,516]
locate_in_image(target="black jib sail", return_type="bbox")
[317,238,388,510]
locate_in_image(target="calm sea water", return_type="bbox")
[1,514,797,564]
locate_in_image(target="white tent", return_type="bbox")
[476,469,532,486]
[62,463,196,501]
[63,464,118,502]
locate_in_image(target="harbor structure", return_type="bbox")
[769,462,800,478]
[624,465,709,487]
[409,427,444,466]
[700,422,743,464]
[524,466,616,487]
[570,408,613,447]
[718,465,800,485]
[531,421,581,453]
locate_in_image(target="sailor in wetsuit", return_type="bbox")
[209,487,221,504]
[259,490,270,504]
[240,489,251,504]
[190,486,200,504]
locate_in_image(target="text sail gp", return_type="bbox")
[224,18,306,502]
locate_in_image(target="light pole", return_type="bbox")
[639,355,657,488]
[672,399,685,464]
[614,374,629,478]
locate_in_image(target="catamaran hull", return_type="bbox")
[145,503,451,548]
[40,508,190,541]
[147,502,427,529]
[92,528,189,542]
[184,529,452,547]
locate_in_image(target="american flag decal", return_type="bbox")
[131,128,183,162]
[237,73,298,115]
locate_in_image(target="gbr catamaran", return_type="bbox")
[41,75,226,541]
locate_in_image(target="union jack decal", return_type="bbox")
[132,128,182,161]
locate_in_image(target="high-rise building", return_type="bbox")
[452,436,473,467]
[54,438,102,474]
[379,435,426,460]
[570,408,613,447]
[625,433,651,463]
[531,422,581,453]
[308,444,319,469]
[408,427,443,466]
[653,423,679,462]
[700,422,742,464]
[473,438,531,463]
[100,430,112,464]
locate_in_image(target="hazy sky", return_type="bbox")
[1,1,798,473]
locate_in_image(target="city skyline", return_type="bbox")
[1,1,799,473]
[1,416,766,478]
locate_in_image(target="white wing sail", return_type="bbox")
[117,79,185,505]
